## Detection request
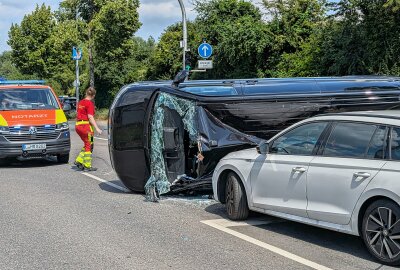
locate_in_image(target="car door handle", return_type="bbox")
[292,167,307,173]
[353,172,371,178]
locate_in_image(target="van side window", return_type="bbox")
[390,128,400,160]
[270,122,328,155]
[323,122,377,158]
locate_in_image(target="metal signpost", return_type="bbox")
[72,47,82,111]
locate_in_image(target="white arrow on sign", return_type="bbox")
[202,45,209,55]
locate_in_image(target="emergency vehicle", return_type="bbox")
[0,80,71,164]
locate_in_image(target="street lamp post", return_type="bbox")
[75,7,80,112]
[177,0,188,71]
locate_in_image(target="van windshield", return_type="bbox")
[0,88,59,111]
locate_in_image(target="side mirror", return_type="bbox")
[63,103,71,112]
[256,141,269,155]
[172,69,189,87]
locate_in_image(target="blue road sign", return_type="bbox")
[72,47,82,60]
[198,43,213,59]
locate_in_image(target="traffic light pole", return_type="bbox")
[177,0,188,74]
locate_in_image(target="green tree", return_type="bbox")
[0,51,27,80]
[263,0,327,77]
[385,0,400,11]
[44,20,87,96]
[59,0,107,87]
[317,0,400,76]
[91,0,141,106]
[194,0,271,79]
[147,22,201,80]
[8,4,55,78]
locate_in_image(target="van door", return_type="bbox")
[163,107,185,182]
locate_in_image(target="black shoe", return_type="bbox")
[84,167,97,172]
[74,161,84,170]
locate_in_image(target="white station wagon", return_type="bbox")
[212,111,400,265]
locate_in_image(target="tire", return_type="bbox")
[361,199,400,266]
[57,154,70,164]
[225,172,249,220]
[0,157,11,166]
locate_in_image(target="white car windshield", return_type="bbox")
[0,88,59,111]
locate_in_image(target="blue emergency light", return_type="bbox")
[0,80,45,85]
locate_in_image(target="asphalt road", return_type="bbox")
[0,123,397,270]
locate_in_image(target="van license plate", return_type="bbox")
[22,144,46,151]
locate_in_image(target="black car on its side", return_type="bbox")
[108,76,400,199]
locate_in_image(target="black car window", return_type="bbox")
[366,126,388,159]
[390,127,400,160]
[270,122,328,155]
[323,122,377,158]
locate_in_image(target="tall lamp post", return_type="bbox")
[177,0,188,71]
[75,8,80,112]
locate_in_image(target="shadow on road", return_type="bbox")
[204,203,377,264]
[0,157,63,169]
[254,220,376,263]
[97,180,137,195]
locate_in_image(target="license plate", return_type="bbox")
[22,144,46,151]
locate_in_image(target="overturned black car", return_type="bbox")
[108,76,400,199]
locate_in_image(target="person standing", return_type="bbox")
[74,87,102,171]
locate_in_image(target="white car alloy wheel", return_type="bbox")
[362,200,400,265]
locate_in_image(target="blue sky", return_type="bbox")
[0,0,201,53]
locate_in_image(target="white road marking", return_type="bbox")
[201,219,333,270]
[94,137,108,141]
[82,172,130,193]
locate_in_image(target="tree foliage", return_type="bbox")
[4,0,400,107]
[8,4,55,78]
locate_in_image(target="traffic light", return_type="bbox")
[185,52,192,71]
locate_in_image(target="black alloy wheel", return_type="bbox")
[362,200,400,266]
[225,172,249,220]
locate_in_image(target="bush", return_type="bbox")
[65,109,108,121]
[96,108,109,120]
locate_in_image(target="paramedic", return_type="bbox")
[74,87,102,171]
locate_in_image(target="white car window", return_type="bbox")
[270,122,328,155]
[323,122,377,158]
[391,127,400,160]
[366,126,388,159]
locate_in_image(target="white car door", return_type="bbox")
[307,123,388,225]
[250,121,329,217]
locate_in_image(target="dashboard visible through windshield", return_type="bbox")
[0,88,59,111]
